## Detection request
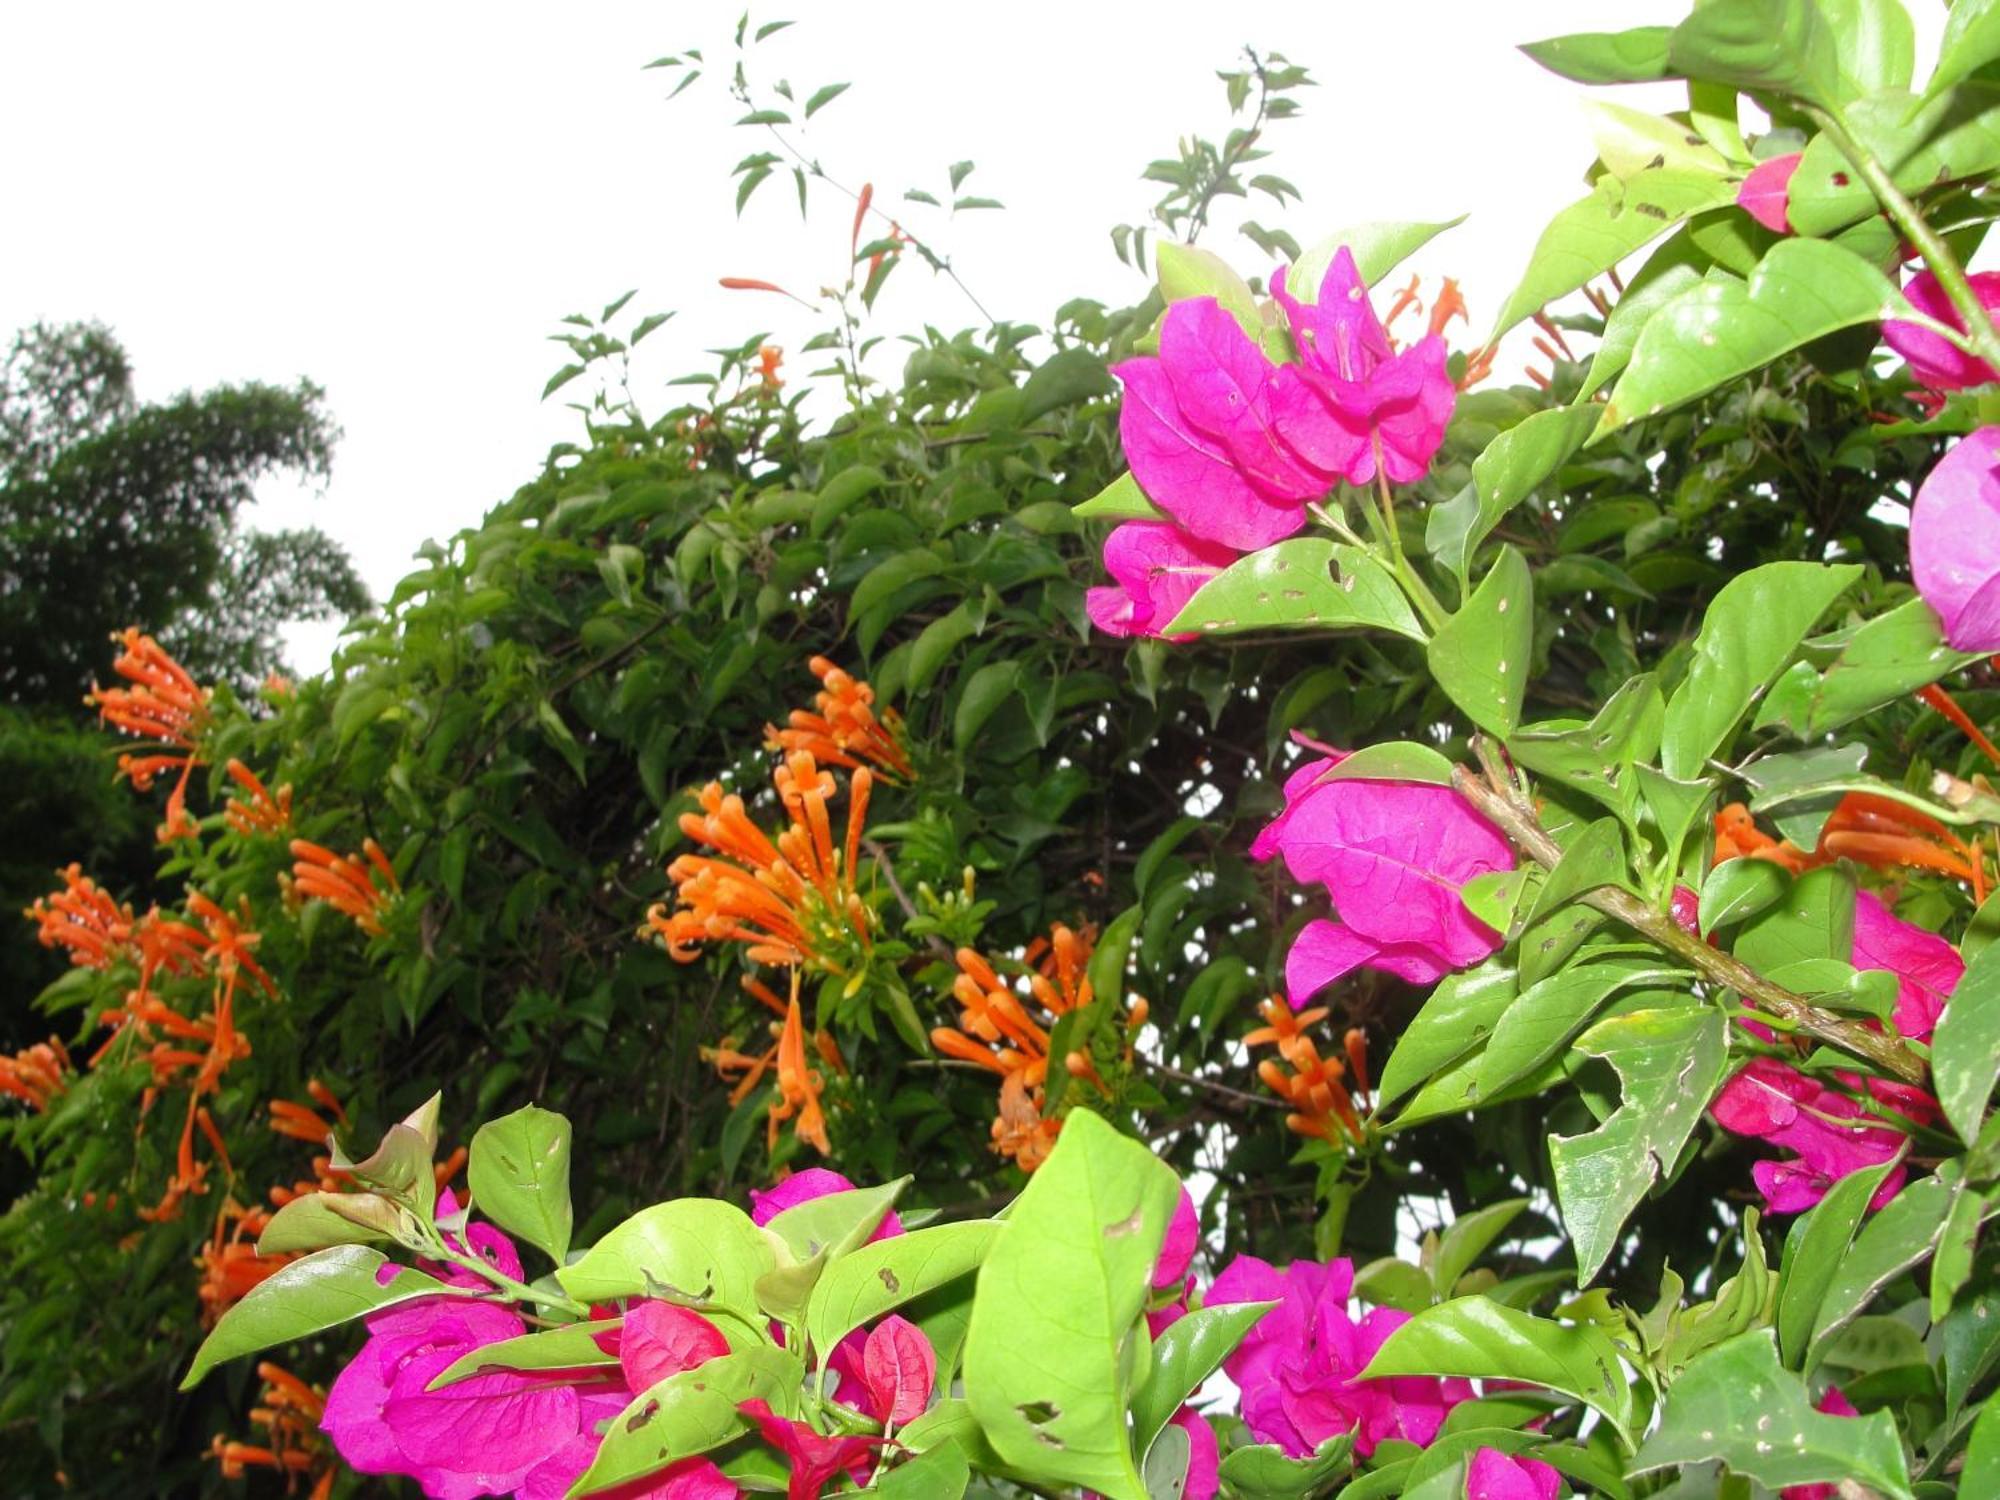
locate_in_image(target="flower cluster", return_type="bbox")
[1252,743,1514,1007]
[86,626,210,841]
[1245,995,1372,1146]
[0,1035,71,1112]
[1089,249,1461,638]
[931,924,1147,1171]
[289,837,401,936]
[764,654,912,780]
[1706,805,1963,1213]
[210,1362,336,1500]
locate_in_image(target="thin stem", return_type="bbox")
[412,1214,590,1317]
[1450,749,1927,1085]
[1808,104,2000,374]
[1374,466,1448,631]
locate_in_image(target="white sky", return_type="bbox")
[0,2,1944,672]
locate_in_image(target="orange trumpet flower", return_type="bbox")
[87,627,209,841]
[765,658,913,780]
[24,864,134,971]
[210,1361,334,1500]
[1247,996,1371,1146]
[289,838,399,936]
[224,760,293,837]
[0,1036,71,1112]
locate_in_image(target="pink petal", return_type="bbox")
[1851,890,1962,1044]
[1285,918,1452,1009]
[860,1315,937,1425]
[1468,1447,1562,1500]
[1091,521,1239,640]
[739,1398,882,1500]
[1736,152,1802,235]
[750,1167,902,1241]
[1171,1408,1221,1500]
[1160,298,1319,496]
[1153,1188,1200,1289]
[1912,427,2000,650]
[620,1301,730,1393]
[1884,270,2000,392]
[1114,357,1312,550]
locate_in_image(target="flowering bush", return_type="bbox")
[12,0,2000,1496]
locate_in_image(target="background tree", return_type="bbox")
[0,322,367,1043]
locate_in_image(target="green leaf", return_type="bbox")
[1632,1331,1914,1498]
[764,1179,907,1264]
[1427,546,1532,737]
[1315,741,1456,786]
[954,660,1021,751]
[183,1247,453,1388]
[1521,817,1629,931]
[1823,0,1915,95]
[1737,743,1870,849]
[1477,961,1684,1098]
[963,1111,1180,1500]
[1550,1007,1729,1284]
[556,1199,773,1316]
[806,1220,1000,1358]
[1162,539,1423,640]
[1361,1296,1636,1444]
[1753,598,1982,737]
[873,1442,971,1498]
[1288,217,1466,292]
[1431,1199,1529,1298]
[428,1318,622,1388]
[1808,1167,1961,1371]
[1074,472,1166,522]
[1154,241,1262,337]
[543,363,586,399]
[1659,560,1862,780]
[254,1191,400,1255]
[1519,26,1675,84]
[1437,405,1600,579]
[803,81,850,117]
[1789,84,2000,237]
[1377,963,1518,1106]
[1129,1300,1275,1457]
[572,1346,803,1494]
[468,1104,573,1263]
[1020,348,1112,423]
[851,549,948,623]
[1926,0,2000,102]
[1966,1398,2000,1496]
[1667,0,1845,107]
[1507,675,1663,819]
[1698,858,1789,935]
[1734,865,1855,974]
[1599,241,1903,433]
[1586,101,1732,181]
[1576,264,1706,401]
[1490,168,1735,340]
[1934,940,2000,1144]
[1213,1433,1355,1500]
[908,602,981,693]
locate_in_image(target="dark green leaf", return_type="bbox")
[1427,546,1532,737]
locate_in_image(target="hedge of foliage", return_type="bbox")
[9,2,2000,1496]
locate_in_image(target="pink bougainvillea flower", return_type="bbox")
[1113,299,1322,551]
[1736,152,1803,235]
[1670,884,1700,937]
[1852,889,1962,1044]
[1709,1058,1906,1214]
[1171,1407,1220,1500]
[1086,521,1239,640]
[1268,247,1456,487]
[324,1297,578,1499]
[1883,269,2000,392]
[1782,1387,1860,1500]
[739,1398,884,1500]
[860,1315,937,1425]
[1154,1186,1200,1290]
[617,1300,731,1393]
[1251,749,1514,1006]
[1910,426,2000,652]
[1206,1253,1470,1458]
[1467,1447,1561,1500]
[749,1167,904,1242]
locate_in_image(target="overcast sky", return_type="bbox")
[0,2,1944,671]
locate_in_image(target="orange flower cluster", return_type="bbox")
[647,752,874,971]
[24,863,135,971]
[86,627,209,842]
[197,1197,288,1324]
[224,759,293,837]
[766,656,913,780]
[1715,792,1987,902]
[1246,996,1373,1147]
[0,1036,71,1112]
[704,976,847,1156]
[289,837,400,936]
[209,1363,335,1500]
[756,343,784,392]
[932,924,1142,1172]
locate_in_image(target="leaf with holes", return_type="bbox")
[1161,539,1422,640]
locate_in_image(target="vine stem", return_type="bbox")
[1449,747,1928,1085]
[1806,103,2000,375]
